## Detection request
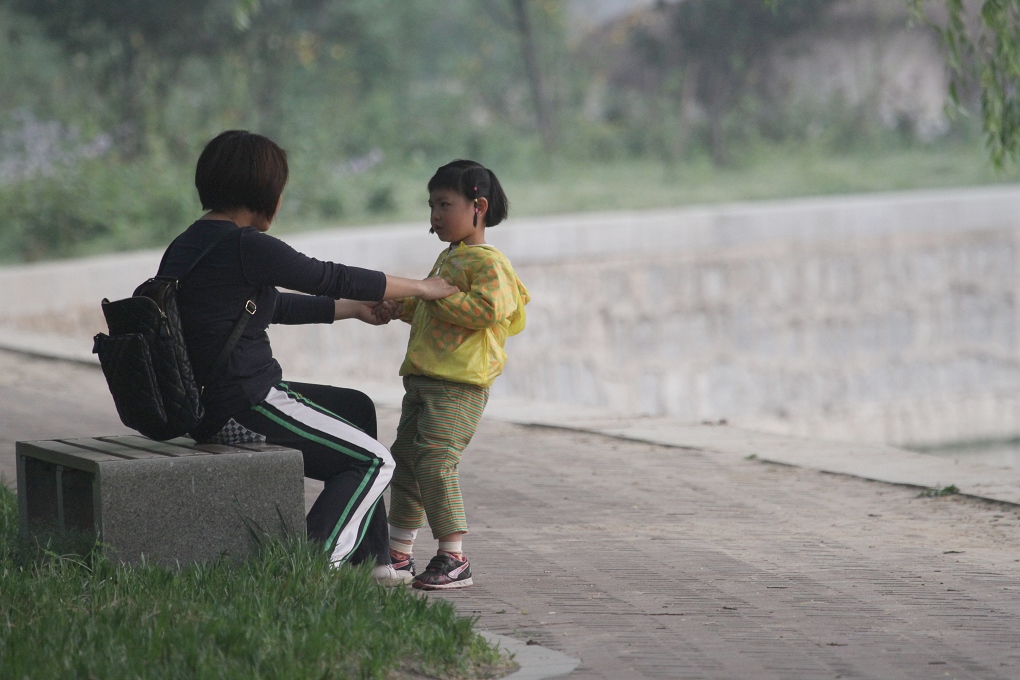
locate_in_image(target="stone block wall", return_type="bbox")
[495,228,1019,446]
[4,186,1019,448]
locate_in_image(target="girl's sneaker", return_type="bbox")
[412,552,473,590]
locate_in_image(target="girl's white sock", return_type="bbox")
[438,540,463,556]
[389,525,418,554]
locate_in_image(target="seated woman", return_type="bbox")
[157,130,456,584]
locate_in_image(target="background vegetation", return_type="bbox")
[0,0,1016,263]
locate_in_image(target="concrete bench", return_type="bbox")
[16,436,305,565]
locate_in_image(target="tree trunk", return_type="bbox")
[510,0,556,149]
[119,42,146,159]
[701,65,734,167]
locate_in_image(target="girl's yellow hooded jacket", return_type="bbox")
[398,243,529,387]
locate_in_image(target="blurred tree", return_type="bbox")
[482,0,564,151]
[639,0,835,165]
[230,0,411,142]
[2,0,238,156]
[0,0,433,159]
[510,0,557,148]
[764,0,1020,166]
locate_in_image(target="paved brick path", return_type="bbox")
[372,412,1020,679]
[3,350,1020,679]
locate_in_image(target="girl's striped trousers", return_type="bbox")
[388,374,488,538]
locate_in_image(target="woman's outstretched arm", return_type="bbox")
[382,275,458,301]
[334,299,385,323]
[334,275,457,324]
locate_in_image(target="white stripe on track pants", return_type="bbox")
[233,383,395,565]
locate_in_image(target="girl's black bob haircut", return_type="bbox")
[195,130,288,220]
[427,159,509,226]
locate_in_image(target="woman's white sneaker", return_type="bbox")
[372,564,414,587]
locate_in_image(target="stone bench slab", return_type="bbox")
[16,436,305,565]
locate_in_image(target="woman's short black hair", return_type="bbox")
[427,159,509,226]
[195,130,288,220]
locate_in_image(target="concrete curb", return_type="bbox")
[3,333,1019,509]
[479,632,580,680]
[325,378,1020,508]
[576,419,1020,507]
[0,329,99,366]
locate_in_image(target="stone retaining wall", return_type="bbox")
[5,186,1019,447]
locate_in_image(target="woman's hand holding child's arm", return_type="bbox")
[383,275,458,301]
[338,275,454,325]
[373,300,403,323]
[335,299,389,325]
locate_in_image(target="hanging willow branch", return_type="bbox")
[769,0,1020,166]
[912,0,1019,166]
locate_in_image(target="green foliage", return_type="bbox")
[0,0,570,260]
[622,0,837,164]
[0,155,194,262]
[676,0,833,57]
[0,486,507,679]
[917,484,961,497]
[3,0,237,156]
[910,0,1020,166]
[0,0,1016,262]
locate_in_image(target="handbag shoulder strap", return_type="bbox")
[177,227,238,284]
[203,296,256,391]
[182,227,256,391]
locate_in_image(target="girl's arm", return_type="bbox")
[425,259,517,329]
[369,299,408,324]
[369,299,416,324]
[398,297,419,323]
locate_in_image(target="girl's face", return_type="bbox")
[428,188,487,245]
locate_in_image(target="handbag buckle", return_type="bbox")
[245,300,257,315]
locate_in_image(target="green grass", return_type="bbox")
[917,484,961,498]
[3,134,1018,263]
[0,486,509,679]
[272,136,1020,236]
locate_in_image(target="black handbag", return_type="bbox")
[92,230,255,440]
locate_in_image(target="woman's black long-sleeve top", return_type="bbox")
[157,219,387,440]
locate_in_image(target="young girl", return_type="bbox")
[380,160,529,590]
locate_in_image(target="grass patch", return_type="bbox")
[0,486,509,679]
[3,134,1017,263]
[917,484,960,498]
[272,136,1020,237]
